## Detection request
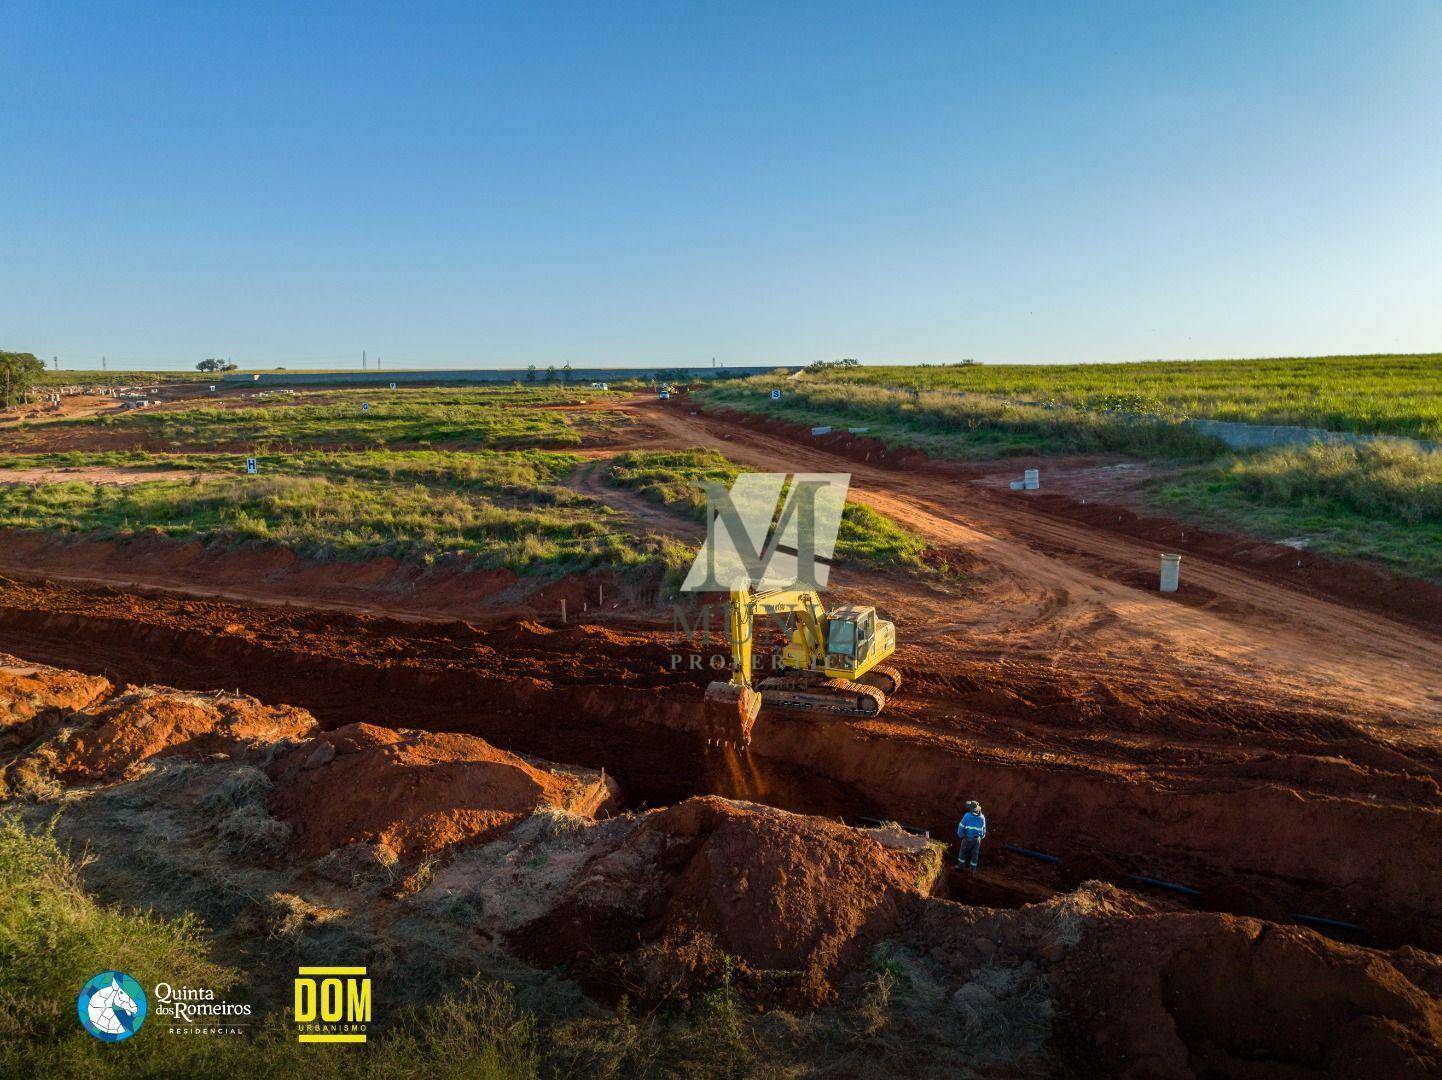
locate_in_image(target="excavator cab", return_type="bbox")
[703,588,901,748]
[824,605,883,670]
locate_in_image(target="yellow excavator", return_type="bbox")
[702,586,902,747]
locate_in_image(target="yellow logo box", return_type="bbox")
[293,967,371,1044]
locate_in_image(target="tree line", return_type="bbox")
[0,351,45,409]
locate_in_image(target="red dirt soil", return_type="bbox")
[0,661,317,793]
[0,572,1437,952]
[0,529,668,623]
[0,395,1438,1005]
[0,661,111,731]
[699,405,1442,632]
[1052,909,1442,1077]
[3,652,1439,1073]
[509,794,944,1005]
[268,722,619,860]
[56,688,314,782]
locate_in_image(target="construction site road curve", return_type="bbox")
[0,396,1439,955]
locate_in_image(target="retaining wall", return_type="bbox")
[1182,418,1437,453]
[223,366,795,387]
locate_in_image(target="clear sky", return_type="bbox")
[4,2,1440,371]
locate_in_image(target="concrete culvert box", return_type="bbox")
[1160,554,1182,592]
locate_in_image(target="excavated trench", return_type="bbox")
[0,582,1438,954]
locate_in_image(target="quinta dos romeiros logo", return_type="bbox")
[78,971,147,1041]
[77,971,249,1040]
[294,966,372,1043]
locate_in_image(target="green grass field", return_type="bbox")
[796,354,1442,439]
[0,450,684,576]
[699,377,1226,461]
[32,370,213,387]
[74,386,634,451]
[1151,441,1442,578]
[0,384,941,585]
[606,449,934,573]
[697,360,1442,581]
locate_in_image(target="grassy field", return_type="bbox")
[0,816,535,1078]
[75,386,634,451]
[0,449,685,575]
[794,354,1442,440]
[698,362,1442,581]
[606,449,935,572]
[1152,441,1442,578]
[0,384,942,584]
[699,377,1226,461]
[33,370,213,387]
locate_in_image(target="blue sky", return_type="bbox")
[3,2,1440,370]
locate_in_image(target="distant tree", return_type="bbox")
[526,364,538,383]
[804,358,861,373]
[545,364,557,383]
[197,358,227,373]
[561,362,572,383]
[0,351,44,409]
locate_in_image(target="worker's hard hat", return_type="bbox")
[966,800,981,812]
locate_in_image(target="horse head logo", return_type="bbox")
[79,972,145,1040]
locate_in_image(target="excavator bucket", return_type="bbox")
[703,681,763,747]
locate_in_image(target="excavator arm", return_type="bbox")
[701,584,899,748]
[703,587,826,747]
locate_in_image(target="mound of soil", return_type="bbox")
[57,688,318,781]
[267,722,620,861]
[509,795,945,1005]
[0,659,111,736]
[1,678,317,797]
[1052,909,1442,1077]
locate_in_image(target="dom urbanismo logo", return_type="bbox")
[77,971,148,1041]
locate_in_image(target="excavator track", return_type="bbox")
[755,674,887,717]
[859,665,903,695]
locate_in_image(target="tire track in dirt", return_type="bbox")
[640,402,1442,748]
[563,458,705,540]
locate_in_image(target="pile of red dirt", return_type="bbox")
[1051,908,1442,1077]
[0,660,112,736]
[267,722,621,861]
[55,688,318,781]
[509,795,945,1005]
[0,675,318,796]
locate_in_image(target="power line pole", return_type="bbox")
[101,355,107,371]
[362,350,367,371]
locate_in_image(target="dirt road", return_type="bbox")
[0,394,1438,950]
[639,401,1442,749]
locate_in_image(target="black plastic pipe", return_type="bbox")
[1001,843,1062,865]
[1127,873,1200,897]
[1292,913,1366,934]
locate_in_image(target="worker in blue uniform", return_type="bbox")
[957,800,987,870]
